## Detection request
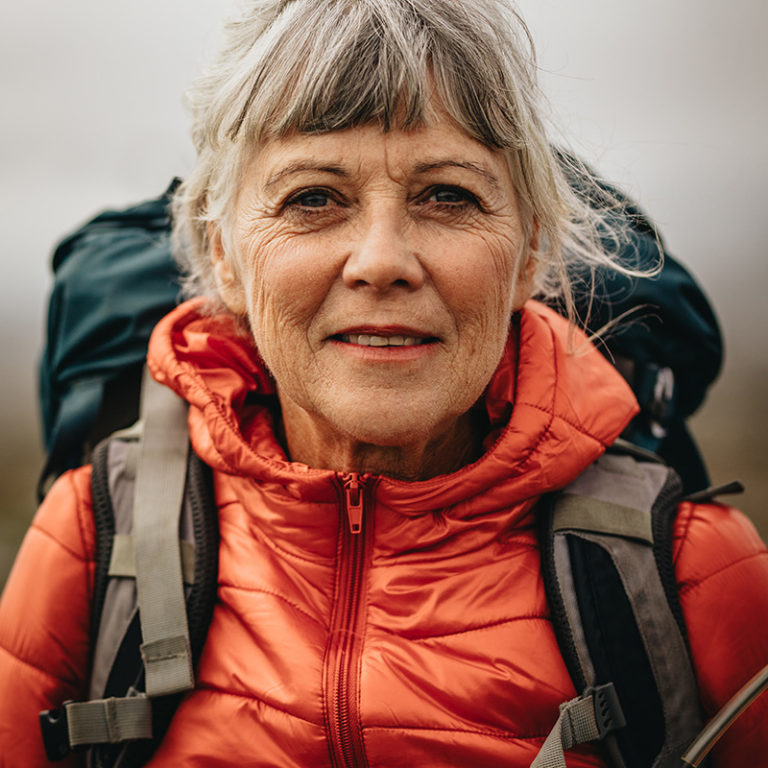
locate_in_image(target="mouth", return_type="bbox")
[334,332,436,347]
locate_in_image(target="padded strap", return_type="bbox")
[109,534,196,584]
[531,684,625,768]
[65,696,152,747]
[540,450,703,767]
[132,369,194,697]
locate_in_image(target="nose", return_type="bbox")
[342,208,425,292]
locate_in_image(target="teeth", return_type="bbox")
[342,333,426,347]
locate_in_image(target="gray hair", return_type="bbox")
[172,0,654,323]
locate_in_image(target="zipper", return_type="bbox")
[325,473,371,768]
[345,473,364,534]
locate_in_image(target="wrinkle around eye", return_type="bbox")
[413,192,489,229]
[427,186,480,206]
[279,187,351,224]
[413,184,494,219]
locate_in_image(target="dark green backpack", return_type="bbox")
[38,180,182,500]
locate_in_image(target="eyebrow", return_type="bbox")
[263,158,503,193]
[412,160,503,193]
[264,162,349,191]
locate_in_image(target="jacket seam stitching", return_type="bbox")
[491,319,565,478]
[514,400,608,444]
[371,530,539,567]
[499,324,559,473]
[201,400,253,476]
[673,503,695,567]
[678,550,768,595]
[218,581,326,629]
[187,373,330,479]
[362,723,548,741]
[224,517,335,567]
[378,613,548,642]
[0,636,76,686]
[197,683,320,726]
[29,521,87,563]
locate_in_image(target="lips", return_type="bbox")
[339,333,428,347]
[331,327,438,348]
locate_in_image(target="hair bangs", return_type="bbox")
[227,0,532,147]
[230,0,437,143]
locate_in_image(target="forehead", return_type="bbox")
[248,117,514,192]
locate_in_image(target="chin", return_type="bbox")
[341,419,426,449]
[330,401,455,451]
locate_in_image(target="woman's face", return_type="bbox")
[213,116,533,457]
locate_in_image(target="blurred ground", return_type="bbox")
[0,440,41,586]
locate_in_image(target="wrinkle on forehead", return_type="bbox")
[250,121,513,203]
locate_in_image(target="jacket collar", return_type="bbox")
[147,298,638,513]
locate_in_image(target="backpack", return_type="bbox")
[38,373,743,766]
[38,179,181,501]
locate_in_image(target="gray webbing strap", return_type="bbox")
[553,495,653,543]
[133,369,194,697]
[531,695,599,768]
[531,684,625,768]
[65,696,152,746]
[109,534,196,584]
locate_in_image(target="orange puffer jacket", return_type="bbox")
[1,300,767,768]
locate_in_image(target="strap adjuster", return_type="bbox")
[585,683,626,739]
[39,701,74,761]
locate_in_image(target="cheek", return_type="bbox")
[236,234,330,371]
[445,232,522,336]
[434,232,523,400]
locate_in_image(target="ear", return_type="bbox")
[209,223,247,315]
[511,218,539,309]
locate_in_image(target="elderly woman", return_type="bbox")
[1,1,767,766]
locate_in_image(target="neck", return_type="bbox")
[278,400,483,481]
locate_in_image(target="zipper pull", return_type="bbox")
[344,473,365,534]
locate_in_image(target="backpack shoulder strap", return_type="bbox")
[39,372,218,766]
[132,369,195,696]
[535,448,704,768]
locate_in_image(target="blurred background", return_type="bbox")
[1,0,766,585]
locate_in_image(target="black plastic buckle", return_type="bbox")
[586,683,627,739]
[39,702,73,761]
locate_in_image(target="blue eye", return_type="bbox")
[428,186,478,206]
[292,190,330,208]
